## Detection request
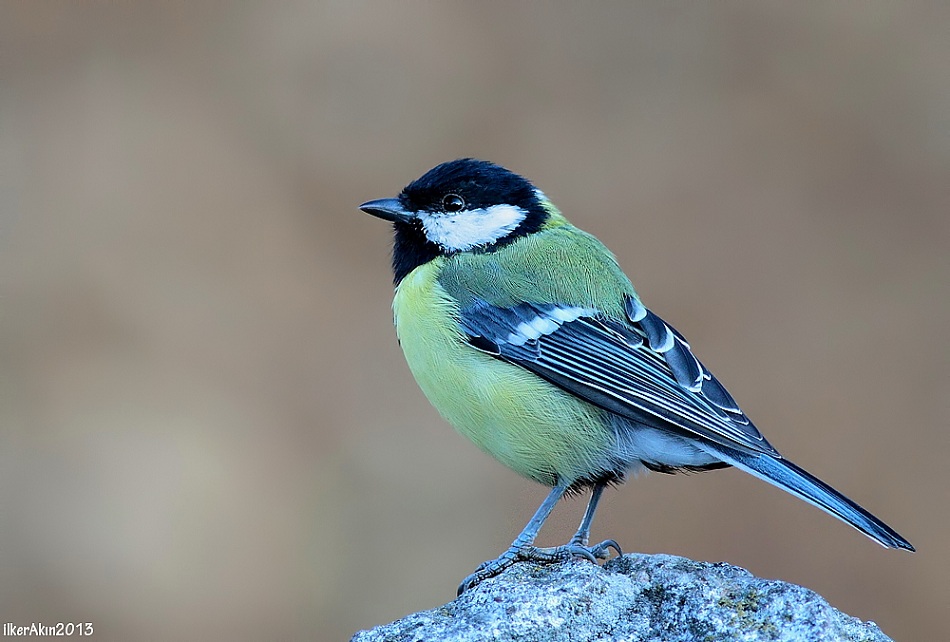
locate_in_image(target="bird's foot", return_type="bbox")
[457,540,623,595]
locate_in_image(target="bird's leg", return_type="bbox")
[520,482,620,564]
[457,482,622,596]
[458,483,568,595]
[567,481,621,559]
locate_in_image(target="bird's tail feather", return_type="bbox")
[710,447,914,551]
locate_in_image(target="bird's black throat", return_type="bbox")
[392,219,442,285]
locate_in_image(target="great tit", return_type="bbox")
[359,158,914,595]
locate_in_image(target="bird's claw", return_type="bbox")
[586,538,623,560]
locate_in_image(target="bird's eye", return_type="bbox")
[442,194,465,212]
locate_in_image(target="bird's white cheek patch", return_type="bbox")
[420,204,528,251]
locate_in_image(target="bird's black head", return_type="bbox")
[359,159,550,284]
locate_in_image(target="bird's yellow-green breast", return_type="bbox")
[392,224,634,486]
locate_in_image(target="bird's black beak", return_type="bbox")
[359,198,414,224]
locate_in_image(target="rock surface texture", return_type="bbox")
[351,553,892,642]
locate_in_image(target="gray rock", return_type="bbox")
[351,553,892,642]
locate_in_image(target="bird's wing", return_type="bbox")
[459,296,778,457]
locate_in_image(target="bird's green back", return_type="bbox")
[437,208,638,317]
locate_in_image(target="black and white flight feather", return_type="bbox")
[460,295,778,458]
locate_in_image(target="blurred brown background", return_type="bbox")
[1,3,947,640]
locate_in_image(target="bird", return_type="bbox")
[358,158,914,596]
